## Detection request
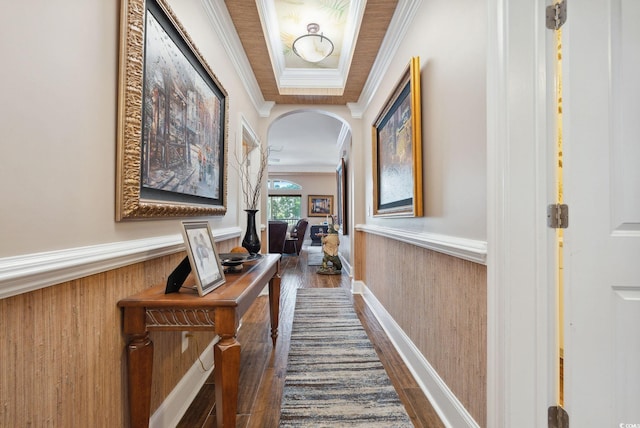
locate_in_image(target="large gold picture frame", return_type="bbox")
[372,57,423,217]
[116,0,228,221]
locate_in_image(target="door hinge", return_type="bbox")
[547,203,569,229]
[548,405,569,428]
[546,0,567,30]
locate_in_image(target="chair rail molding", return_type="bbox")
[0,227,241,300]
[356,224,487,265]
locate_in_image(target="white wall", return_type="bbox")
[362,0,487,241]
[0,0,259,258]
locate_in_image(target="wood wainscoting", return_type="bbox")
[357,231,487,427]
[0,239,237,427]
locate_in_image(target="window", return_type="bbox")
[268,179,301,190]
[268,195,301,225]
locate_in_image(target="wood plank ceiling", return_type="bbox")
[224,0,399,105]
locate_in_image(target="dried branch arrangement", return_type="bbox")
[235,145,268,210]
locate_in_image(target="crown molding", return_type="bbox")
[202,0,274,117]
[278,68,346,91]
[348,0,423,118]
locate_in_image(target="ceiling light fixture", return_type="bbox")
[292,23,334,63]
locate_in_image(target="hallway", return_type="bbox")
[177,246,444,427]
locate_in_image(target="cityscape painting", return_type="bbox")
[116,0,227,220]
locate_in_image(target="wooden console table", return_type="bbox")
[118,254,281,428]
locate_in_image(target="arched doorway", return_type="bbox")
[266,110,353,273]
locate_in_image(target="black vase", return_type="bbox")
[242,209,261,254]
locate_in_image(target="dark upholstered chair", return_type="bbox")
[284,219,308,255]
[268,221,288,254]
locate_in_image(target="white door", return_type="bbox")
[563,0,640,426]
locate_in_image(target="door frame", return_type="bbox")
[487,0,557,426]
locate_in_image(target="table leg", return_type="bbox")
[268,274,281,346]
[214,337,241,427]
[126,333,153,428]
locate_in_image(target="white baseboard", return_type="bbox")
[357,283,479,428]
[339,253,352,276]
[150,336,219,428]
[351,279,365,294]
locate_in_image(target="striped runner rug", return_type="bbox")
[279,288,413,427]
[307,252,324,266]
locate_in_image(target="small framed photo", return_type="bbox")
[308,195,334,217]
[181,221,225,296]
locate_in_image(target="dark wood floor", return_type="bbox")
[177,246,445,428]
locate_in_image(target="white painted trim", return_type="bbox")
[486,0,554,426]
[485,0,509,424]
[150,336,219,428]
[278,69,346,90]
[240,113,260,148]
[611,229,640,238]
[337,123,350,154]
[254,0,284,84]
[201,0,274,117]
[338,252,352,277]
[0,227,241,300]
[612,286,640,301]
[355,224,487,265]
[351,279,365,294]
[357,283,479,428]
[347,0,422,118]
